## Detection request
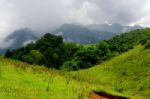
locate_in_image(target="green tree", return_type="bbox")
[97,41,111,60]
[63,42,79,60]
[145,40,150,49]
[5,50,12,57]
[62,47,99,70]
[140,39,147,45]
[22,50,44,65]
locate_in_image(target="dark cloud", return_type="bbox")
[0,0,149,40]
[7,0,74,30]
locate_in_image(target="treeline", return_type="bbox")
[5,28,150,70]
[5,33,79,69]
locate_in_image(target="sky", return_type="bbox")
[0,0,150,40]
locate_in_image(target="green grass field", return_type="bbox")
[0,57,93,99]
[0,45,150,99]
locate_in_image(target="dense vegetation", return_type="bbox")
[1,45,150,99]
[5,28,150,70]
[5,33,79,69]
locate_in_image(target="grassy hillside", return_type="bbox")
[0,45,150,99]
[0,57,93,99]
[70,45,150,99]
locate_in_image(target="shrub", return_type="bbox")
[97,41,111,60]
[145,40,150,49]
[61,59,81,71]
[62,47,99,71]
[22,50,45,65]
[140,39,147,45]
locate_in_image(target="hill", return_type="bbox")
[0,45,150,99]
[70,45,150,99]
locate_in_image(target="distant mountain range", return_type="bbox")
[53,24,115,44]
[52,23,142,44]
[0,23,143,54]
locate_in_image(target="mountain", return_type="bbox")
[87,23,143,34]
[0,28,38,54]
[53,24,115,44]
[53,23,142,44]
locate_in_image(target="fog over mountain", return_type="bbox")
[0,28,38,54]
[0,0,150,53]
[0,22,143,54]
[87,23,143,34]
[53,24,115,44]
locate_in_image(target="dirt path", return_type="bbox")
[90,91,129,99]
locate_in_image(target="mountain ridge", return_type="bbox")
[53,23,115,44]
[0,23,143,54]
[86,23,143,34]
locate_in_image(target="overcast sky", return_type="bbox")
[0,0,150,39]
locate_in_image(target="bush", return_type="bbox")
[97,41,111,60]
[140,39,147,45]
[5,50,13,57]
[61,59,81,71]
[145,40,150,49]
[22,50,45,65]
[62,47,99,71]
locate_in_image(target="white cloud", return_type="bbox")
[0,0,20,45]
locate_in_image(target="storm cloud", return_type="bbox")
[0,0,150,40]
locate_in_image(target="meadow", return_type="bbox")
[0,45,150,99]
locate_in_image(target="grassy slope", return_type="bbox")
[0,45,150,99]
[0,58,93,99]
[70,45,150,99]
